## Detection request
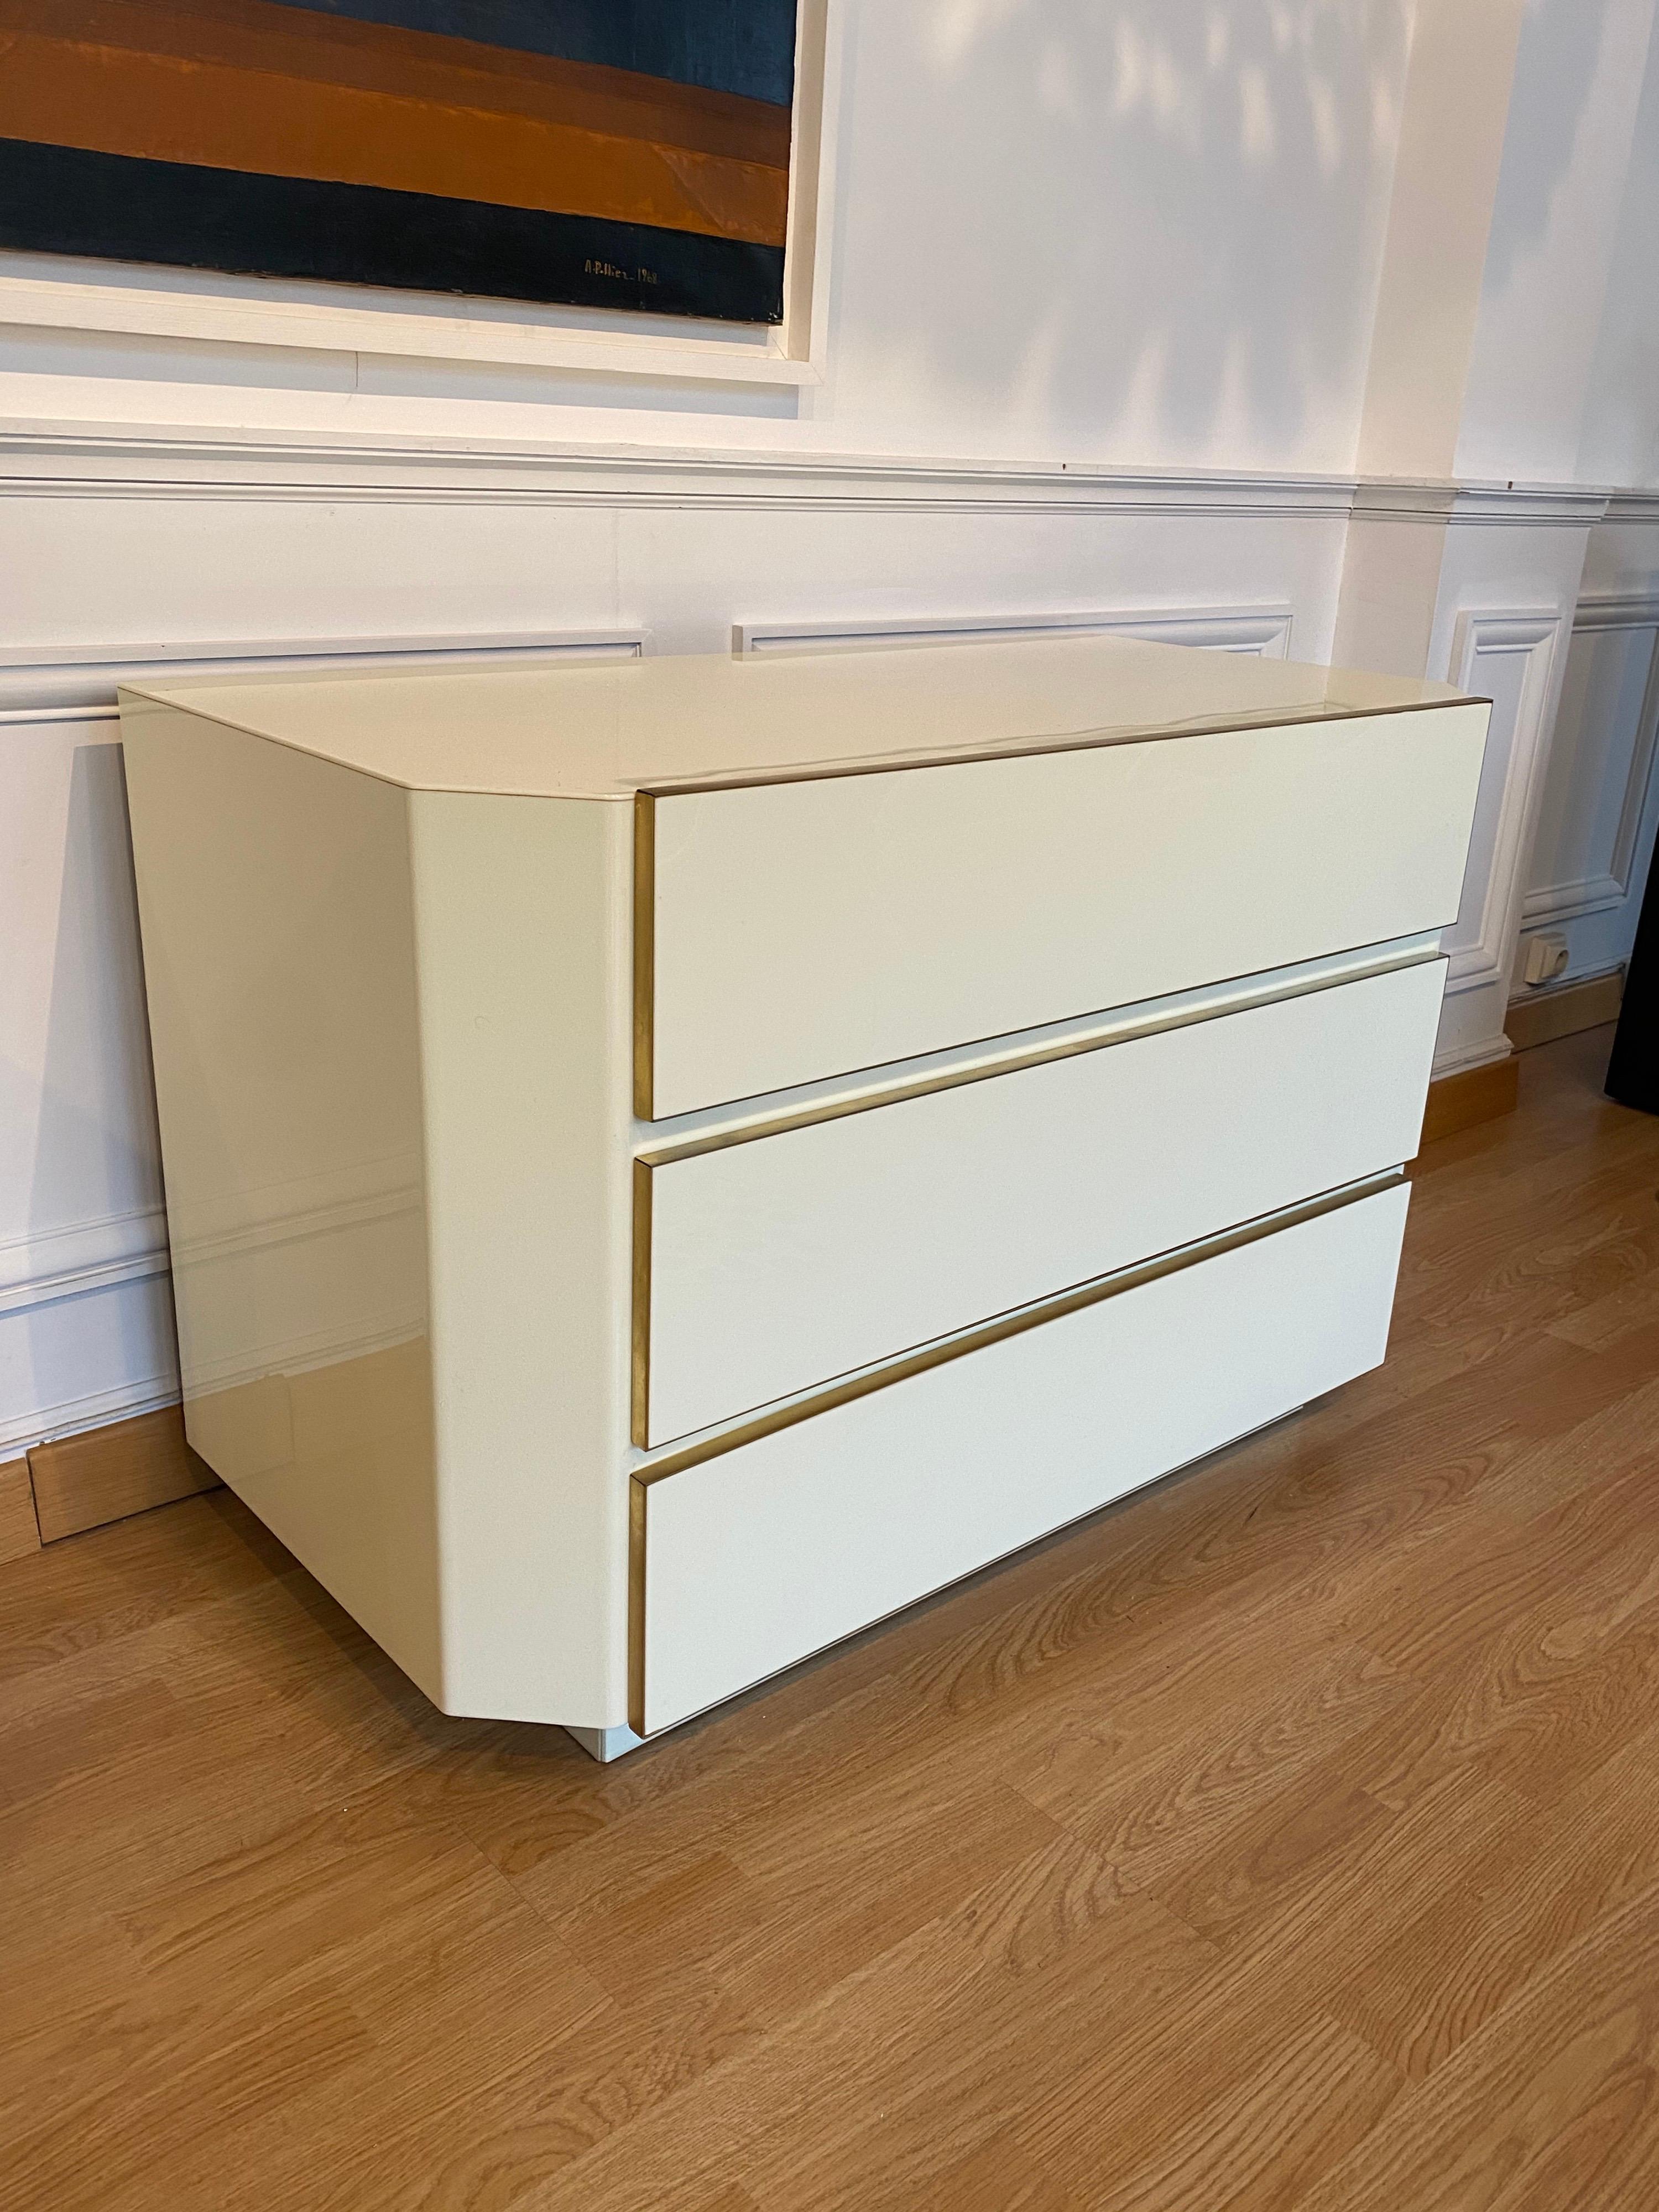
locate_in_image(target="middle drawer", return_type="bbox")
[634,956,1444,1448]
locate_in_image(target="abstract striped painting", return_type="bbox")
[0,1,796,321]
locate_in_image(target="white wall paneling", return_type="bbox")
[0,630,646,716]
[734,603,1293,658]
[0,628,643,1454]
[1433,607,1570,1072]
[1520,593,1659,985]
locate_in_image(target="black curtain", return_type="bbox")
[1606,867,1659,1112]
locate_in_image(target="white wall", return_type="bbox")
[1455,0,1659,486]
[0,0,1413,471]
[1,0,1655,1454]
[1499,6,1659,997]
[1578,25,1659,487]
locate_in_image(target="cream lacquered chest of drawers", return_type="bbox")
[119,635,1488,1758]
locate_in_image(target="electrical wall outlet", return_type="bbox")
[1522,932,1571,988]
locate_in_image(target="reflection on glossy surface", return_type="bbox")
[122,630,1474,801]
[123,696,442,1695]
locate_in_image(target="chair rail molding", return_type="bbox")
[0,423,1368,515]
[0,1205,170,1318]
[3,422,1641,526]
[1351,481,1614,529]
[733,603,1295,658]
[1442,608,1569,1008]
[1522,594,1659,933]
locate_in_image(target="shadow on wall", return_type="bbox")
[7,735,178,1440]
[26,746,161,1222]
[834,0,1604,470]
[1478,0,1606,300]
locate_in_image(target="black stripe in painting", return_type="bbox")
[274,0,798,107]
[0,139,785,323]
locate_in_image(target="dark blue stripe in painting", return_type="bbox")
[273,0,798,107]
[0,139,786,322]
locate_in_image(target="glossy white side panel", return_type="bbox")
[123,701,635,1724]
[647,704,1488,1114]
[409,792,635,1724]
[122,703,444,1698]
[643,959,1445,1445]
[638,1185,1411,1735]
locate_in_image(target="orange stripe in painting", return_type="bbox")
[0,0,792,166]
[0,23,788,242]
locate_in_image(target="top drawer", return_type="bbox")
[635,703,1487,1118]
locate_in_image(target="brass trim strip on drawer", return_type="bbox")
[631,1157,653,1449]
[638,692,1489,799]
[628,1475,648,1738]
[632,792,656,1121]
[637,945,1446,1166]
[632,1168,1404,1491]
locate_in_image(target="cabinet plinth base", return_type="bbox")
[565,1723,647,1764]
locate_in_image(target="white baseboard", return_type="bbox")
[0,1372,181,1457]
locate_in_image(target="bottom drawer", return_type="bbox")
[633,1182,1410,1735]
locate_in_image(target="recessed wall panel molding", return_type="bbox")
[732,603,1295,659]
[1522,594,1659,941]
[1440,608,1568,1010]
[0,629,645,719]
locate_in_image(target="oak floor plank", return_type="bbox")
[1290,1877,1659,2212]
[562,1778,1064,2032]
[620,1889,1214,2212]
[901,2128,1086,2212]
[1327,1720,1659,2085]
[0,1487,293,1690]
[0,1454,40,1563]
[1035,2006,1401,2212]
[1011,1639,1411,1898]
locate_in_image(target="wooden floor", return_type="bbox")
[7,1024,1659,2212]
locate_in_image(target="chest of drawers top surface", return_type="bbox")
[119,630,1472,799]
